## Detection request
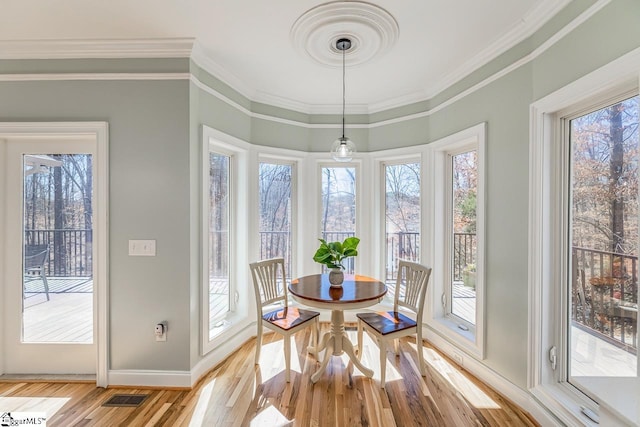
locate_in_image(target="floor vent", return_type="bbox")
[102,394,148,407]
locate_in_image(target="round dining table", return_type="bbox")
[289,273,387,383]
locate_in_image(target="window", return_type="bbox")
[258,162,294,277]
[320,166,356,274]
[207,152,232,336]
[567,95,638,394]
[384,161,421,285]
[450,151,477,326]
[529,57,639,426]
[427,123,485,358]
[202,126,250,353]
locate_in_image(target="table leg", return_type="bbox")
[311,309,374,383]
[340,334,373,378]
[308,329,330,356]
[311,335,335,383]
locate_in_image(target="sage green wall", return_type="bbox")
[1,0,637,392]
[0,79,192,371]
[186,0,640,389]
[427,66,534,385]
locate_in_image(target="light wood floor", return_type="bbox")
[0,323,538,427]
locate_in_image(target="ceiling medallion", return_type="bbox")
[290,1,399,68]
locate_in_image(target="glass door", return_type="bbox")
[3,139,96,374]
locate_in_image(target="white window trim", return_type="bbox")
[528,47,640,427]
[425,122,486,360]
[201,125,251,355]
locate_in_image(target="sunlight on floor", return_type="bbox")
[410,344,501,409]
[189,379,216,427]
[344,330,402,382]
[0,396,70,417]
[249,404,293,427]
[258,339,302,383]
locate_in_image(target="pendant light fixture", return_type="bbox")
[330,37,356,162]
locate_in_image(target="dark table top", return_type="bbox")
[289,274,387,305]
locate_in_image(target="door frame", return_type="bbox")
[0,122,109,387]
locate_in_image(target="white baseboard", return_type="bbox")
[108,369,192,388]
[107,325,255,389]
[424,328,561,427]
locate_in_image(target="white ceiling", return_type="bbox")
[0,0,570,114]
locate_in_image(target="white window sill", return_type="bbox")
[204,312,249,354]
[428,316,483,360]
[578,377,639,426]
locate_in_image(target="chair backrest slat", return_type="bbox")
[395,260,432,318]
[250,257,287,311]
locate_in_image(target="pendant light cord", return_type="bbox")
[342,44,346,140]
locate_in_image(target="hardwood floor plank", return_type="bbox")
[0,323,539,426]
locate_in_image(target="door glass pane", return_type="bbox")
[451,151,477,325]
[385,162,420,287]
[209,153,230,337]
[22,154,93,343]
[258,163,292,277]
[569,96,638,382]
[321,167,356,274]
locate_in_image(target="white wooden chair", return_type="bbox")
[250,257,319,382]
[356,260,432,388]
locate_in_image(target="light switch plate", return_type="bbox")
[128,239,156,256]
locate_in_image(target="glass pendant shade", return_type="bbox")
[331,136,356,162]
[330,37,355,162]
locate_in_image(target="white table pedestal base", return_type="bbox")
[310,309,373,383]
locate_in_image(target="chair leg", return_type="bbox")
[379,338,387,388]
[42,273,50,301]
[284,334,291,383]
[255,323,263,365]
[416,329,426,377]
[393,338,399,356]
[313,318,319,359]
[357,320,363,360]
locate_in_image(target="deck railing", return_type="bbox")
[572,246,638,352]
[257,231,469,283]
[24,229,92,277]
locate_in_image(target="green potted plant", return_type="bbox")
[313,237,360,286]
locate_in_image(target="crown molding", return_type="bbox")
[0,38,196,59]
[0,0,608,118]
[421,0,573,101]
[0,73,189,82]
[252,90,369,115]
[367,0,574,113]
[190,41,257,102]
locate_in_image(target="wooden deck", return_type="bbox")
[23,277,93,343]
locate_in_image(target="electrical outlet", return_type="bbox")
[155,322,167,342]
